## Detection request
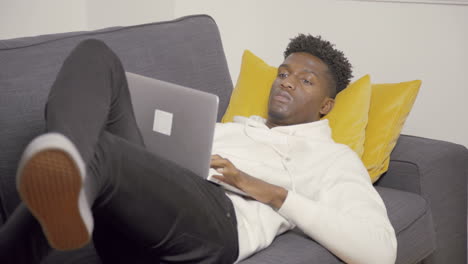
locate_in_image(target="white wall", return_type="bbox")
[86,0,174,30]
[1,0,467,148]
[0,0,174,39]
[175,0,468,148]
[0,0,87,39]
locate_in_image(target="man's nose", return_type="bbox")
[280,77,295,90]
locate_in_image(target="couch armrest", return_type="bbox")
[375,134,468,264]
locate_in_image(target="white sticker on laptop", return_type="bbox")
[153,109,173,136]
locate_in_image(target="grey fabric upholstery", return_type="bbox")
[0,15,233,220]
[378,187,436,264]
[1,14,466,264]
[376,135,468,264]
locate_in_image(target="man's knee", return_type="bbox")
[66,39,120,69]
[75,39,110,54]
[69,39,118,63]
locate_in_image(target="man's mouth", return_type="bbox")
[273,91,292,103]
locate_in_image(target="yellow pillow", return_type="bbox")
[320,75,371,158]
[222,50,371,158]
[221,50,276,123]
[363,80,421,183]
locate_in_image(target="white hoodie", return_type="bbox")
[211,116,397,264]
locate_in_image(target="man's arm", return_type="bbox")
[280,151,397,264]
[210,153,397,264]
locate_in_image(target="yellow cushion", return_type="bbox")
[363,80,421,183]
[222,50,371,158]
[222,50,421,182]
[320,75,371,158]
[221,50,276,123]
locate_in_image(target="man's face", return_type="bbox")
[266,52,335,127]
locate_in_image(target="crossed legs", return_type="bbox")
[9,39,238,264]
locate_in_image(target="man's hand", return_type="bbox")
[210,154,248,190]
[210,155,288,210]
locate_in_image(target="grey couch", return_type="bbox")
[1,14,467,264]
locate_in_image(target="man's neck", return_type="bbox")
[265,119,279,129]
[265,117,322,129]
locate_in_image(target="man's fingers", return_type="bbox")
[211,154,223,160]
[210,155,236,175]
[210,160,223,168]
[211,155,232,164]
[210,158,230,168]
[211,163,228,174]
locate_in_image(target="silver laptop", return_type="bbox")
[126,72,218,178]
[126,72,249,197]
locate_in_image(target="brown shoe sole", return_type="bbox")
[18,149,91,251]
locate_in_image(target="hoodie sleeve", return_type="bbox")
[277,148,397,264]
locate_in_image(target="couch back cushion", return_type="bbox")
[0,15,233,221]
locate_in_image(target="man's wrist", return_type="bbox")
[269,186,287,210]
[237,171,287,209]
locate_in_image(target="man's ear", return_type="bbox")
[319,97,335,115]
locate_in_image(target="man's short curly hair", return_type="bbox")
[284,34,353,98]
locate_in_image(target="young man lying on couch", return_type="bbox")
[2,34,397,264]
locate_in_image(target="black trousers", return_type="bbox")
[4,39,239,264]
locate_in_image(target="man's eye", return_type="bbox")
[302,79,312,85]
[278,73,287,79]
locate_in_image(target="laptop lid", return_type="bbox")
[126,72,219,178]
